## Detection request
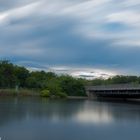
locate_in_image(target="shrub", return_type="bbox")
[41,89,51,97]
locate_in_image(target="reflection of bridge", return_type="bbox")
[86,84,140,99]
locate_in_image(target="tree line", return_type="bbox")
[0,60,140,97]
[0,60,85,97]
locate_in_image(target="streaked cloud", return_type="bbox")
[0,0,140,77]
[49,66,116,79]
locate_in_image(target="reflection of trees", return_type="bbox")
[0,97,85,126]
[1,98,140,127]
[106,101,140,122]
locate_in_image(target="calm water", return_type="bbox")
[0,98,140,140]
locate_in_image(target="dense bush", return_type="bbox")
[41,90,51,97]
[59,76,85,96]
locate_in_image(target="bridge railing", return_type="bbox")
[85,84,140,91]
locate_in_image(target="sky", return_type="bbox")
[0,0,140,79]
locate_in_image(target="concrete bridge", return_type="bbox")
[85,84,140,99]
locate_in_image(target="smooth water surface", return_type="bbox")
[0,97,140,140]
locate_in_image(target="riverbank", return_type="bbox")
[67,96,88,99]
[0,89,88,99]
[0,89,40,97]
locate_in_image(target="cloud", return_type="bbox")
[0,2,40,25]
[0,13,8,23]
[0,0,140,75]
[27,65,117,79]
[0,0,37,11]
[1,0,140,47]
[107,11,140,27]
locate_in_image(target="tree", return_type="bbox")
[59,75,86,96]
[0,60,17,88]
[14,66,29,87]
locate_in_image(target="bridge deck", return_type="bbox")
[85,84,140,99]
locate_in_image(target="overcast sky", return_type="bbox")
[0,0,140,77]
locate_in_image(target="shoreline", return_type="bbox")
[67,96,88,99]
[0,89,88,99]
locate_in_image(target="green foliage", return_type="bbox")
[86,75,140,86]
[59,75,86,96]
[44,78,68,98]
[41,89,67,98]
[26,71,48,89]
[14,66,29,87]
[41,89,51,97]
[46,79,61,95]
[1,60,140,98]
[0,60,17,88]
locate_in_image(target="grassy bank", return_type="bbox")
[0,89,40,97]
[0,89,88,100]
[0,89,68,99]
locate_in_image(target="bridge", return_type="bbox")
[85,84,140,99]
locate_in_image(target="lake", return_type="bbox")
[0,97,140,140]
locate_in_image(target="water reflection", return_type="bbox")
[0,98,140,140]
[75,101,113,124]
[0,98,140,125]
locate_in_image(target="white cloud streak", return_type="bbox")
[49,66,116,79]
[1,0,140,47]
[0,0,140,74]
